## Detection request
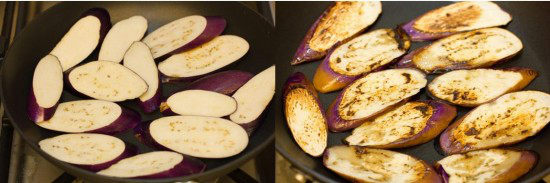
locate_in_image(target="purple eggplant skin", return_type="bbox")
[186,70,254,95]
[137,154,206,179]
[291,6,327,65]
[79,8,112,50]
[312,49,360,93]
[400,20,454,42]
[77,144,138,172]
[27,87,58,123]
[133,122,171,150]
[85,107,141,135]
[434,149,538,183]
[139,79,162,113]
[167,16,226,56]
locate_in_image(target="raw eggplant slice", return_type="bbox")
[428,68,538,107]
[39,133,137,172]
[402,2,512,41]
[67,61,148,102]
[345,100,456,149]
[28,55,63,122]
[97,151,205,178]
[158,35,249,82]
[440,91,550,154]
[313,28,411,93]
[142,15,226,59]
[283,72,328,157]
[37,100,140,135]
[162,90,237,117]
[323,146,441,183]
[99,16,148,63]
[398,28,522,74]
[123,41,161,113]
[230,66,275,133]
[326,68,427,132]
[135,116,249,158]
[185,70,254,95]
[435,149,537,183]
[292,1,382,65]
[50,8,111,71]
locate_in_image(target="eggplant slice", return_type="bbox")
[345,100,456,149]
[428,68,538,107]
[28,55,63,122]
[164,90,237,117]
[99,15,148,63]
[402,1,512,41]
[323,145,441,183]
[440,91,550,154]
[185,70,254,95]
[313,28,411,93]
[283,72,328,157]
[436,149,537,183]
[292,1,382,65]
[123,41,161,113]
[399,28,522,73]
[326,68,427,132]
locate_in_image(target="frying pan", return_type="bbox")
[0,2,274,182]
[275,2,550,182]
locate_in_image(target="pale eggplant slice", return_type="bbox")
[39,133,137,172]
[123,41,161,113]
[134,116,249,158]
[397,28,522,74]
[402,2,512,41]
[428,68,538,107]
[97,151,206,178]
[28,55,63,122]
[67,61,148,102]
[326,68,427,132]
[345,100,456,149]
[435,149,537,183]
[230,66,275,133]
[36,100,140,135]
[158,35,249,82]
[283,72,328,157]
[162,90,237,117]
[440,91,550,154]
[142,15,226,59]
[185,70,254,95]
[50,8,111,71]
[323,146,442,183]
[291,1,382,65]
[99,16,148,63]
[313,28,411,93]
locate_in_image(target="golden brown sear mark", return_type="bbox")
[415,4,482,33]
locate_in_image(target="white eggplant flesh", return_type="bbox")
[123,41,161,113]
[99,16,148,63]
[165,90,237,117]
[28,55,63,122]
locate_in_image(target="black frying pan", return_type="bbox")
[0,2,274,182]
[275,2,550,182]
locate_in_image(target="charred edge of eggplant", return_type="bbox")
[394,26,411,51]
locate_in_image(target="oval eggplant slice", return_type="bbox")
[97,151,206,178]
[99,15,148,63]
[185,70,254,95]
[435,149,537,183]
[313,28,411,93]
[283,72,328,157]
[428,68,538,107]
[399,28,522,74]
[123,41,161,113]
[28,55,63,122]
[326,68,427,132]
[51,8,111,71]
[440,91,550,154]
[230,66,275,133]
[36,100,140,135]
[163,90,237,117]
[292,1,382,65]
[345,100,456,149]
[158,35,249,82]
[402,2,512,41]
[39,133,136,172]
[143,15,226,59]
[68,61,148,102]
[323,146,441,183]
[137,116,249,158]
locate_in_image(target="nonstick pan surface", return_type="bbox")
[1,2,275,183]
[275,2,550,183]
